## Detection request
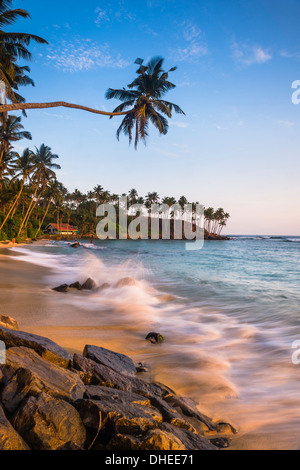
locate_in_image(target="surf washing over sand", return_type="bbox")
[1,236,300,450]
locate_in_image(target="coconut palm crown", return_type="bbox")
[105,56,185,148]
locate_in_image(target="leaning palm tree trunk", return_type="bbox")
[17,184,39,237]
[23,189,44,230]
[34,198,51,238]
[0,102,133,116]
[0,180,25,231]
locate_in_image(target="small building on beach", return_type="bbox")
[44,223,80,235]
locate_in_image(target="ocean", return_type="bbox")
[8,236,300,449]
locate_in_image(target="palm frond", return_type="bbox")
[105,88,138,102]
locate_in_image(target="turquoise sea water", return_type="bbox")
[10,236,300,449]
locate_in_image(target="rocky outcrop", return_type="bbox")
[0,404,29,450]
[52,284,69,293]
[2,347,85,406]
[0,326,72,368]
[81,278,97,290]
[83,345,136,376]
[12,392,86,450]
[0,315,19,331]
[73,353,170,398]
[0,320,236,450]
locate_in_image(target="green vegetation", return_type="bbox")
[0,1,229,241]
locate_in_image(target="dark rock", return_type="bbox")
[145,332,164,344]
[52,284,69,293]
[1,368,44,414]
[0,404,29,450]
[215,421,237,435]
[136,362,150,373]
[0,364,15,387]
[70,242,80,248]
[163,394,217,433]
[83,344,136,376]
[12,393,86,450]
[81,278,97,290]
[0,326,72,368]
[115,277,137,288]
[73,354,168,398]
[75,387,162,439]
[158,423,218,450]
[69,281,82,290]
[0,314,19,330]
[148,396,196,433]
[4,347,85,403]
[209,437,231,448]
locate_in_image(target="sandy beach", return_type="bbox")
[1,240,300,451]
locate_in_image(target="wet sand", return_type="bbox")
[1,248,299,450]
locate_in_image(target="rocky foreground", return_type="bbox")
[0,314,236,451]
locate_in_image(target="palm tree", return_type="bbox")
[0,148,34,231]
[17,144,60,237]
[106,56,185,148]
[72,189,83,213]
[34,179,62,238]
[0,114,31,173]
[0,0,47,104]
[128,188,138,205]
[178,195,188,213]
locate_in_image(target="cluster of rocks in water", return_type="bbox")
[0,314,236,451]
[52,277,137,294]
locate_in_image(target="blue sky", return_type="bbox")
[8,0,300,234]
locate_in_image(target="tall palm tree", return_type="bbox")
[128,188,138,205]
[0,0,47,104]
[106,56,185,148]
[1,57,185,149]
[34,179,62,238]
[17,144,60,237]
[0,147,34,231]
[0,114,31,172]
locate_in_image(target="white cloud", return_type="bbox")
[280,50,300,60]
[95,4,136,26]
[172,21,208,62]
[46,38,130,72]
[170,121,188,128]
[277,120,294,127]
[232,41,272,66]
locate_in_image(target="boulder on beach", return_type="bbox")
[69,281,82,290]
[0,404,29,450]
[145,332,164,344]
[81,278,97,290]
[136,362,151,374]
[12,392,86,450]
[2,347,85,403]
[52,284,68,293]
[0,326,72,368]
[75,387,162,438]
[83,344,136,376]
[0,315,19,331]
[73,353,170,399]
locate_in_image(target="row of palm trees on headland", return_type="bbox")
[0,134,230,239]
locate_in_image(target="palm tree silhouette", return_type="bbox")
[106,57,185,148]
